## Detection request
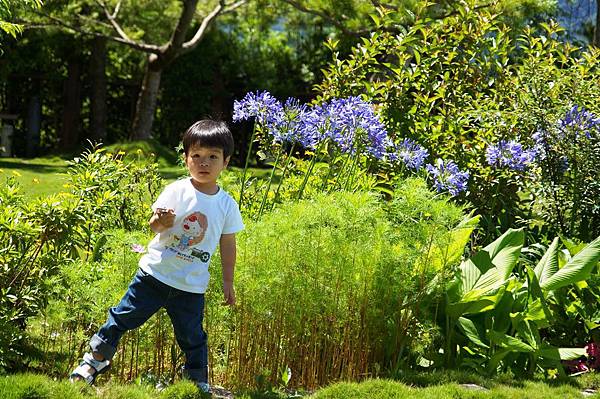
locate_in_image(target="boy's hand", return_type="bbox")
[150,208,176,233]
[222,281,236,306]
[156,208,176,228]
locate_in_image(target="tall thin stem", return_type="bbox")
[298,140,326,200]
[273,141,297,205]
[331,152,350,192]
[258,145,283,218]
[238,124,258,209]
[344,152,361,191]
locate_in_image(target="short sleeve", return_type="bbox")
[152,183,179,212]
[222,199,244,234]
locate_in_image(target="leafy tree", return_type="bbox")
[0,0,42,39]
[25,0,247,140]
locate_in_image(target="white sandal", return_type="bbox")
[69,352,111,385]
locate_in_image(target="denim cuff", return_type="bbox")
[182,366,208,384]
[90,333,117,360]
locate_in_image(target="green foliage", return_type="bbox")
[0,146,162,372]
[438,228,600,376]
[314,0,600,243]
[310,378,586,399]
[66,144,162,233]
[0,0,42,39]
[219,181,466,387]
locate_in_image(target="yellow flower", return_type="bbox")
[63,183,71,188]
[32,178,40,184]
[11,170,22,177]
[118,151,126,155]
[136,149,143,154]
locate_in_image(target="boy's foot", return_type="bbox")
[197,382,211,393]
[69,352,111,385]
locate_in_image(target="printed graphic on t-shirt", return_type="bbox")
[165,211,211,263]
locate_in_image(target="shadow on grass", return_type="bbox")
[0,159,67,174]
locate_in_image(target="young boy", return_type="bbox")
[70,120,244,393]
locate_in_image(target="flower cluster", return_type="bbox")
[559,105,600,139]
[233,91,283,129]
[233,91,390,159]
[486,139,536,171]
[388,138,429,171]
[321,96,390,159]
[426,159,470,196]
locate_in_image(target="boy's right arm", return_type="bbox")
[149,208,176,233]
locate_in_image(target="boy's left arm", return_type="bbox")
[220,233,237,306]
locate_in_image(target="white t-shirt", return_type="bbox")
[139,178,244,293]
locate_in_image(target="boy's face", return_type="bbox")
[184,144,230,188]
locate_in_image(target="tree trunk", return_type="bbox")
[26,95,41,158]
[130,54,162,140]
[61,59,82,150]
[89,36,107,143]
[595,0,600,47]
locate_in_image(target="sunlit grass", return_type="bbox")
[0,143,271,200]
[1,373,598,399]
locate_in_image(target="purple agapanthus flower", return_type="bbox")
[301,97,390,159]
[559,105,600,139]
[486,139,536,171]
[233,91,284,128]
[388,138,429,171]
[268,98,312,146]
[426,159,470,196]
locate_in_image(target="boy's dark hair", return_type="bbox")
[182,120,234,158]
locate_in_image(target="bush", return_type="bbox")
[314,0,600,243]
[0,145,163,372]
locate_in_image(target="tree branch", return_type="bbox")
[31,10,162,53]
[180,0,239,53]
[222,0,247,15]
[95,0,132,43]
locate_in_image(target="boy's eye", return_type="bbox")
[210,155,218,159]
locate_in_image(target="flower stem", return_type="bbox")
[273,141,297,206]
[258,146,283,218]
[298,140,326,200]
[238,124,258,209]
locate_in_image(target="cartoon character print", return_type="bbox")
[176,212,208,251]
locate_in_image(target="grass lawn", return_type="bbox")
[0,152,269,201]
[2,372,600,399]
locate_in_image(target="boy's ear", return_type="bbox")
[224,156,231,167]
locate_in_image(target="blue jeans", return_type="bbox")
[89,268,208,383]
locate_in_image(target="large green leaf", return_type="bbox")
[541,235,600,291]
[533,237,559,286]
[457,316,489,348]
[523,266,553,327]
[489,331,534,353]
[447,286,506,317]
[448,229,523,305]
[430,214,480,271]
[539,347,586,360]
[483,228,524,281]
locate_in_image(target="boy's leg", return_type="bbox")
[91,268,167,361]
[165,290,208,386]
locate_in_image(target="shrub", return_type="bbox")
[0,145,162,372]
[313,0,600,243]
